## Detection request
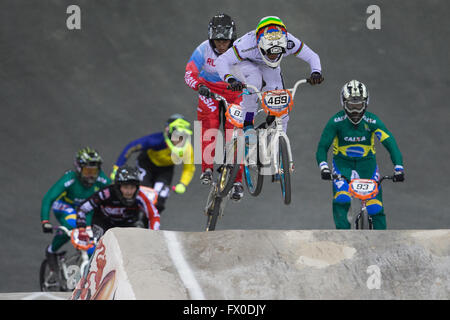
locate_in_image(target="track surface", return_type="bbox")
[1,1,449,292]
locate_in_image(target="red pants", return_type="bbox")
[197,94,243,183]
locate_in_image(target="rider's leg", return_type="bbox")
[49,200,77,252]
[331,158,353,229]
[149,163,174,214]
[197,95,221,172]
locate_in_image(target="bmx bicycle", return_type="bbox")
[332,173,394,229]
[39,226,97,292]
[199,90,242,231]
[242,79,310,205]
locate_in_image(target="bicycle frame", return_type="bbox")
[244,79,308,176]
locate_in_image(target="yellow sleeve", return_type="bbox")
[180,144,195,186]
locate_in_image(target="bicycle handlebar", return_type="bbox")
[244,78,309,101]
[331,173,394,185]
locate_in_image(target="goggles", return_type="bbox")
[344,100,366,113]
[209,26,234,40]
[81,166,99,177]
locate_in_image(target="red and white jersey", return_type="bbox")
[185,40,235,95]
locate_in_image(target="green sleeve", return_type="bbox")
[373,116,403,166]
[98,170,112,186]
[40,172,73,222]
[316,116,337,166]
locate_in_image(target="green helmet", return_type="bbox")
[163,114,192,158]
[74,147,103,187]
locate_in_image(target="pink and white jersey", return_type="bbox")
[216,31,322,82]
[185,40,230,93]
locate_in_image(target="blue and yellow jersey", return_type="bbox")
[114,132,195,186]
[316,111,403,166]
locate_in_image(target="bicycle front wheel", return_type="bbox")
[205,196,222,231]
[244,134,264,196]
[278,136,291,205]
[39,260,61,292]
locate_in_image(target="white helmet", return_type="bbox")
[256,16,288,68]
[340,80,370,125]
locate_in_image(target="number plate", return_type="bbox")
[261,89,294,117]
[225,103,244,128]
[349,179,378,200]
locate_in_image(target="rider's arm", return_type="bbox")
[179,143,195,186]
[185,43,206,91]
[286,33,322,75]
[316,115,338,168]
[215,43,243,83]
[40,171,74,222]
[114,134,159,167]
[137,191,160,230]
[76,188,106,227]
[371,114,403,166]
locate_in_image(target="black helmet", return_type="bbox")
[74,147,103,188]
[208,13,236,50]
[114,165,140,206]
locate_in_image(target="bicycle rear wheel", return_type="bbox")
[278,136,291,205]
[244,134,264,196]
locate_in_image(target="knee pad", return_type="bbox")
[366,199,383,215]
[333,180,351,204]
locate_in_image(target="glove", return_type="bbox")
[227,78,245,91]
[393,166,405,182]
[174,183,186,194]
[76,216,87,229]
[198,85,212,98]
[321,168,332,180]
[110,165,118,181]
[42,220,53,233]
[309,72,324,85]
[77,228,90,243]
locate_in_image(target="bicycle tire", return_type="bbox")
[205,196,222,231]
[278,136,291,205]
[217,139,240,197]
[244,134,264,196]
[39,259,61,292]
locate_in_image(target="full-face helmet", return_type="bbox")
[74,147,102,187]
[340,80,370,125]
[256,16,288,68]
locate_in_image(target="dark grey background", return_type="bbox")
[1,0,449,292]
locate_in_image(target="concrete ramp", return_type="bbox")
[71,228,450,300]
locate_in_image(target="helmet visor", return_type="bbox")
[209,25,234,40]
[344,100,366,124]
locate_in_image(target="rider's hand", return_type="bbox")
[309,72,324,85]
[321,168,332,180]
[110,165,119,181]
[42,220,53,233]
[174,183,186,194]
[198,85,212,98]
[227,78,245,91]
[76,217,87,229]
[393,167,405,182]
[77,228,90,243]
